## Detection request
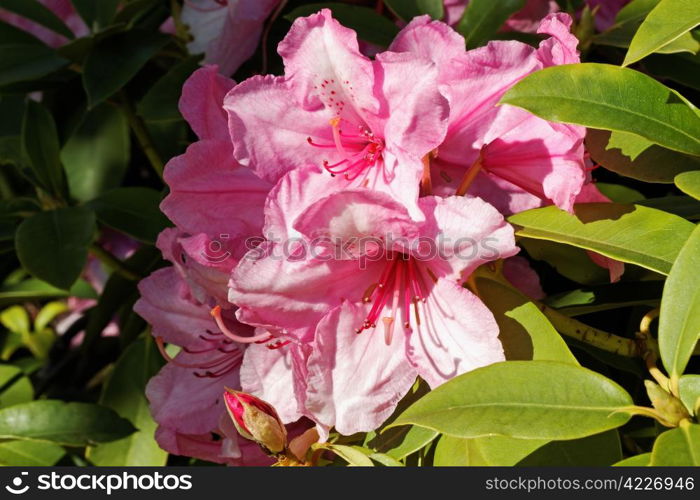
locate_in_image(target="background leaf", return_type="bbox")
[649,423,700,465]
[21,100,67,198]
[0,440,64,466]
[456,0,525,49]
[383,0,444,21]
[674,171,700,200]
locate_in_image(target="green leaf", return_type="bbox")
[521,239,610,285]
[434,435,546,466]
[0,400,136,446]
[284,3,399,48]
[476,278,578,364]
[546,281,663,317]
[675,171,700,200]
[15,207,96,290]
[586,129,700,183]
[0,440,64,466]
[61,104,130,202]
[34,301,68,332]
[595,183,644,204]
[500,63,700,156]
[71,0,120,31]
[391,361,633,440]
[653,31,700,56]
[383,0,444,21]
[137,57,201,122]
[623,0,700,66]
[0,42,69,87]
[643,53,700,92]
[638,195,700,219]
[82,30,169,108]
[613,453,651,466]
[0,0,74,38]
[0,278,96,306]
[516,430,622,466]
[678,375,700,415]
[509,203,696,275]
[0,305,30,334]
[21,101,67,197]
[456,0,525,48]
[649,423,700,465]
[658,223,700,379]
[323,444,374,466]
[87,338,166,466]
[87,187,169,244]
[0,364,33,407]
[368,425,438,460]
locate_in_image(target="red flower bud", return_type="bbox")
[223,388,287,454]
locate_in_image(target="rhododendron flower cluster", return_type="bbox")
[136,8,613,463]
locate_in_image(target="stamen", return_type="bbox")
[420,154,433,196]
[329,117,350,159]
[210,306,272,343]
[455,154,483,196]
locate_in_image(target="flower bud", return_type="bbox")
[223,388,287,455]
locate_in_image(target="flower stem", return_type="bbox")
[118,91,164,178]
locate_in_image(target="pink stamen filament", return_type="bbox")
[210,306,272,343]
[155,336,241,378]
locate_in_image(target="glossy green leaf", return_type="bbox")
[82,30,169,108]
[0,0,73,38]
[546,281,663,317]
[623,0,700,66]
[87,187,169,244]
[368,425,438,460]
[658,224,700,379]
[614,453,651,466]
[638,195,700,219]
[516,430,622,466]
[649,423,700,465]
[323,444,374,466]
[71,0,120,31]
[87,338,166,466]
[643,52,700,92]
[509,203,696,275]
[456,0,525,48]
[501,63,700,156]
[137,57,201,122]
[285,3,399,48]
[0,364,33,407]
[476,278,578,364]
[0,305,30,334]
[21,101,66,197]
[521,239,610,285]
[0,400,136,446]
[383,0,444,21]
[678,375,700,415]
[0,440,64,466]
[674,171,700,200]
[61,104,130,202]
[434,435,546,466]
[391,361,633,440]
[595,183,644,204]
[0,278,96,306]
[586,129,700,183]
[15,207,96,290]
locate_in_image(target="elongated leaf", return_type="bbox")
[643,53,700,92]
[675,171,700,200]
[0,364,33,407]
[516,430,622,466]
[623,0,700,66]
[0,400,136,446]
[509,203,695,275]
[0,0,73,38]
[284,3,399,48]
[0,278,96,306]
[614,453,651,466]
[15,207,96,290]
[586,129,700,183]
[383,0,444,21]
[21,101,66,197]
[391,361,633,440]
[434,435,546,466]
[658,224,700,379]
[87,338,166,465]
[678,375,700,415]
[137,56,200,122]
[456,0,525,48]
[82,30,169,108]
[0,440,64,466]
[501,63,700,156]
[649,423,700,466]
[546,281,663,317]
[87,187,169,243]
[368,425,438,460]
[61,104,130,201]
[71,0,119,31]
[476,278,578,364]
[323,444,374,466]
[0,42,69,87]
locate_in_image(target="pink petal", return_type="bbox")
[390,15,466,67]
[304,302,417,436]
[278,9,379,125]
[536,12,580,66]
[406,279,505,388]
[179,66,235,141]
[503,256,545,300]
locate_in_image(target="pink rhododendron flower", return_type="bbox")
[224,8,449,219]
[443,0,559,33]
[0,0,88,48]
[391,13,586,215]
[229,167,517,435]
[180,0,282,75]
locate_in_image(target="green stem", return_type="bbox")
[118,91,164,178]
[90,244,141,281]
